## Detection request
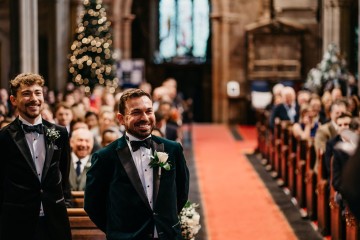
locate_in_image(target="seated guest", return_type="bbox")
[70,119,101,153]
[152,127,164,137]
[347,95,360,117]
[332,118,360,212]
[314,99,348,174]
[69,128,94,191]
[269,86,298,130]
[323,111,352,182]
[0,117,12,129]
[320,90,333,122]
[101,127,122,147]
[309,94,327,124]
[292,104,319,140]
[55,102,73,133]
[155,111,179,141]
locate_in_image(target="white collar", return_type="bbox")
[19,115,43,126]
[125,132,151,142]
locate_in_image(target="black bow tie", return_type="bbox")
[22,124,44,134]
[130,138,152,152]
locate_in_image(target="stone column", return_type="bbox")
[53,0,70,91]
[112,0,123,60]
[323,0,352,58]
[19,0,38,73]
[211,9,239,123]
[122,0,135,59]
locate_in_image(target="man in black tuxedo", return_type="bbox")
[0,73,72,240]
[85,88,189,240]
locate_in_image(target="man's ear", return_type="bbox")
[9,95,17,107]
[117,113,124,125]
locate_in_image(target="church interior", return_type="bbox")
[0,0,359,239]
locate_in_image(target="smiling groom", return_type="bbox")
[0,73,72,240]
[85,88,189,240]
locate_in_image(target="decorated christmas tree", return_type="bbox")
[68,0,118,94]
[304,43,349,95]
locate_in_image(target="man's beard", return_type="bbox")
[126,123,154,139]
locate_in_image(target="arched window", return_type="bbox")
[158,0,210,63]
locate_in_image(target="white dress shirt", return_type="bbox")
[19,115,46,216]
[126,133,154,208]
[126,133,158,237]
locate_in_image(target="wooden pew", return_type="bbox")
[287,126,297,197]
[67,208,106,240]
[317,149,331,235]
[295,138,307,208]
[280,121,292,186]
[305,139,317,220]
[266,122,275,171]
[68,191,106,240]
[72,191,85,208]
[329,157,346,240]
[272,118,282,178]
[345,207,360,240]
[256,109,268,158]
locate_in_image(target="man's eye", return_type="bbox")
[131,111,141,116]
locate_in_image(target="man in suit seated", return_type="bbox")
[101,127,122,147]
[314,99,348,174]
[332,118,360,206]
[323,111,352,183]
[269,86,299,130]
[69,128,94,191]
[154,111,179,142]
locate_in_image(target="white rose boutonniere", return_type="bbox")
[149,151,171,175]
[46,128,60,143]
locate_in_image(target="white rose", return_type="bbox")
[157,151,169,163]
[193,213,200,222]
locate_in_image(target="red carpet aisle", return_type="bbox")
[192,124,297,240]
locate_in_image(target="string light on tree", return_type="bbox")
[68,0,118,94]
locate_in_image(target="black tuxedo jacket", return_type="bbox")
[269,103,299,129]
[0,118,72,240]
[85,135,189,240]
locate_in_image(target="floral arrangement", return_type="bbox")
[46,128,60,142]
[304,43,349,94]
[149,151,171,170]
[179,201,201,240]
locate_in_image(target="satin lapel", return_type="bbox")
[8,119,38,177]
[152,140,164,205]
[116,138,152,211]
[41,125,55,182]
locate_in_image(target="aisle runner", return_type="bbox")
[192,124,297,240]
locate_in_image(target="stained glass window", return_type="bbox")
[159,0,209,63]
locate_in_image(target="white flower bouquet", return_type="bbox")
[179,201,201,240]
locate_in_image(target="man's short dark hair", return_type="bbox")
[118,88,152,115]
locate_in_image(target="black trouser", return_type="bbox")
[33,216,50,240]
